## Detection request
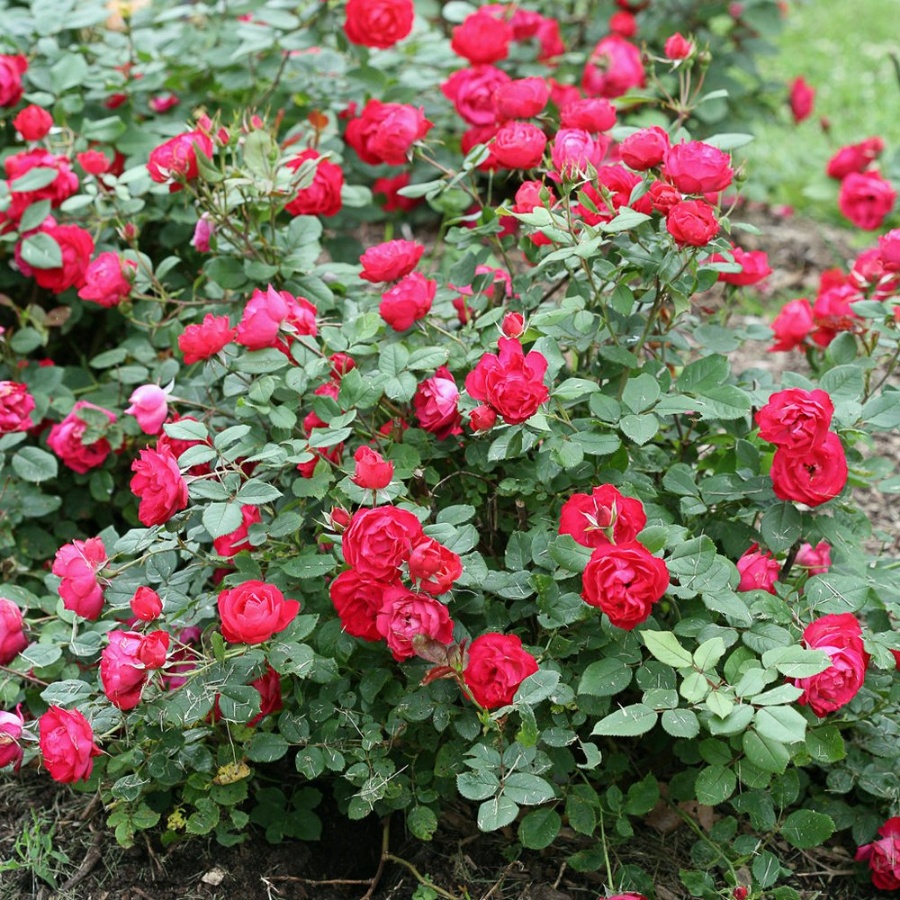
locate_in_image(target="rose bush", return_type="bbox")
[0,2,898,898]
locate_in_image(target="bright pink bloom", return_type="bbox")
[414,367,462,439]
[0,381,35,433]
[0,707,25,771]
[838,170,896,231]
[770,298,814,352]
[178,313,235,363]
[375,585,454,661]
[130,447,189,526]
[126,384,169,435]
[736,544,780,593]
[559,484,647,548]
[465,338,549,425]
[77,252,136,308]
[408,537,463,595]
[52,537,107,620]
[463,633,538,708]
[345,99,433,166]
[379,272,436,330]
[13,104,52,140]
[39,707,101,783]
[235,285,317,352]
[788,76,815,123]
[218,580,300,644]
[0,599,28,665]
[664,33,694,59]
[284,149,344,218]
[582,35,645,98]
[352,446,394,489]
[130,586,163,621]
[795,541,831,575]
[451,10,512,64]
[343,0,414,49]
[359,239,424,283]
[856,817,900,891]
[213,505,262,558]
[47,401,117,473]
[146,130,214,191]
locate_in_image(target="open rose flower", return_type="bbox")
[178,314,235,364]
[52,537,108,620]
[736,544,779,593]
[39,706,102,783]
[451,10,512,64]
[770,432,847,507]
[78,252,136,308]
[235,285,317,352]
[341,505,424,581]
[47,400,117,473]
[100,630,154,710]
[463,633,539,708]
[0,381,35,433]
[795,541,831,575]
[559,484,647,548]
[0,54,28,107]
[330,569,395,641]
[856,817,900,891]
[838,170,897,231]
[343,0,414,49]
[0,598,28,664]
[359,239,424,284]
[17,221,94,294]
[218,580,300,644]
[345,99,433,166]
[130,446,189,526]
[146,129,214,191]
[755,388,834,455]
[582,35,645,98]
[408,537,463,595]
[414,367,462,439]
[379,272,436,330]
[375,585,454,661]
[0,707,25,771]
[284,149,344,218]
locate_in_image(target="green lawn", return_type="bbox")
[741,0,900,220]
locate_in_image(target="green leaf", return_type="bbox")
[759,503,801,553]
[379,344,410,377]
[781,810,835,849]
[806,725,845,763]
[407,806,439,841]
[203,503,244,539]
[19,232,63,269]
[12,447,58,483]
[661,708,700,738]
[642,631,694,668]
[578,658,633,697]
[692,385,752,420]
[548,534,592,573]
[477,796,519,831]
[514,669,560,706]
[503,773,556,806]
[752,850,782,888]
[591,704,657,737]
[742,731,790,774]
[754,706,807,744]
[457,770,500,801]
[693,637,725,672]
[518,808,561,850]
[246,732,289,763]
[620,413,658,445]
[186,798,220,835]
[695,765,737,805]
[819,365,864,402]
[760,646,831,678]
[621,373,660,413]
[268,641,315,677]
[804,574,869,614]
[235,481,283,505]
[554,378,600,402]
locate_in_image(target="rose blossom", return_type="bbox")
[0,381,35,433]
[17,221,94,293]
[330,569,394,641]
[649,181,682,214]
[213,505,262,558]
[77,252,137,308]
[0,598,28,665]
[664,141,734,194]
[284,149,344,218]
[451,10,512,64]
[146,129,214,191]
[0,708,25,771]
[13,104,53,140]
[666,199,719,247]
[359,239,424,283]
[826,136,883,180]
[770,432,847,507]
[235,285,317,352]
[664,33,694,60]
[838,171,896,231]
[343,0,414,49]
[795,541,831,575]
[755,388,834,455]
[560,97,617,133]
[39,707,102,783]
[581,541,670,629]
[344,99,433,166]
[735,544,779,593]
[491,121,548,170]
[788,76,815,123]
[379,272,436,331]
[342,505,424,581]
[247,665,283,726]
[559,484,647,548]
[551,128,607,178]
[100,630,151,710]
[582,35,645,98]
[130,586,163,621]
[375,585,454,661]
[4,149,78,213]
[352,446,394,490]
[494,77,551,120]
[52,537,107,619]
[463,633,539,708]
[47,400,117,473]
[855,817,900,891]
[442,66,510,127]
[373,173,421,212]
[0,54,27,107]
[130,446,189,526]
[408,537,463,595]
[217,580,300,644]
[578,166,651,225]
[620,126,670,170]
[414,367,463,439]
[465,337,550,426]
[126,384,169,435]
[502,312,525,338]
[770,298,814,352]
[707,245,772,286]
[794,613,868,717]
[178,313,235,363]
[811,282,862,346]
[77,149,112,176]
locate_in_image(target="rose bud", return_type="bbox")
[329,507,352,531]
[501,312,525,338]
[352,446,394,490]
[469,405,497,431]
[130,586,163,621]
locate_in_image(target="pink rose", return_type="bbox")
[795,541,831,575]
[664,140,734,194]
[52,537,108,619]
[379,272,436,331]
[342,505,424,581]
[4,149,78,214]
[39,706,102,783]
[408,537,463,595]
[359,239,424,284]
[47,401,117,473]
[344,99,433,166]
[559,484,647,548]
[582,35,645,98]
[838,170,896,231]
[559,97,616,133]
[493,77,551,120]
[707,245,772,286]
[620,126,670,170]
[736,544,779,593]
[442,66,511,127]
[130,447,189,526]
[235,285,317,352]
[130,586,163,621]
[0,707,25,771]
[343,0,414,49]
[0,598,28,664]
[491,121,548,170]
[856,817,900,891]
[665,199,719,247]
[17,221,94,294]
[284,149,344,218]
[352,446,394,490]
[100,630,151,710]
[770,298,814,352]
[414,367,462,439]
[375,585,454,661]
[126,384,169,435]
[178,313,235,363]
[463,633,539,708]
[551,128,608,178]
[217,580,300,644]
[0,54,27,107]
[0,381,35,433]
[826,137,883,180]
[788,76,815,124]
[664,33,694,59]
[451,10,512,64]
[78,252,137,308]
[146,129,214,191]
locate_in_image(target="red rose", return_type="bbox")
[130,586,163,621]
[38,707,101,783]
[100,630,150,710]
[0,708,25,771]
[17,221,94,293]
[77,149,113,176]
[359,239,424,283]
[373,173,421,212]
[469,405,497,431]
[788,76,815,124]
[217,580,300,644]
[582,35,645,99]
[12,104,53,140]
[620,126,670,170]
[649,181,681,213]
[235,285,317,352]
[463,633,539,709]
[330,569,394,641]
[665,199,719,247]
[551,128,608,179]
[0,54,27,107]
[414,367,462,439]
[735,544,779,593]
[146,129,214,191]
[345,99,433,166]
[343,0,414,49]
[838,171,896,231]
[213,505,262,557]
[770,298,813,352]
[664,141,734,194]
[877,228,900,272]
[794,613,868,717]
[442,66,509,127]
[352,446,394,489]
[492,121,548,170]
[826,137,883,180]
[248,665,283,725]
[379,272,436,330]
[376,585,454,661]
[560,97,617,133]
[811,283,862,346]
[502,312,525,338]
[559,484,647,548]
[608,11,637,37]
[0,598,28,665]
[581,541,669,629]
[856,817,900,891]
[795,541,831,575]
[78,252,137,307]
[578,165,651,225]
[178,313,235,364]
[342,506,425,580]
[284,149,344,218]
[494,77,550,120]
[130,447,189,526]
[465,337,549,425]
[47,400,116,473]
[756,388,834,454]
[0,381,35,433]
[451,10,513,64]
[708,245,772,286]
[664,33,694,60]
[769,432,847,507]
[408,537,463,595]
[52,537,107,620]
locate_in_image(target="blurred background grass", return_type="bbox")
[740,0,900,224]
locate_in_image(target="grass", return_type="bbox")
[740,0,900,222]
